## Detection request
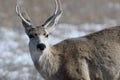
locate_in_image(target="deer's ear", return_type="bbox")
[41,0,63,34]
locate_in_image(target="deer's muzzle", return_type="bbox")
[37,43,46,51]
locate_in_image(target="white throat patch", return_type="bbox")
[39,45,60,75]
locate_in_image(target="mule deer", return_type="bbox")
[16,0,120,80]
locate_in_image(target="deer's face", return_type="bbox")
[28,26,49,51]
[16,0,62,51]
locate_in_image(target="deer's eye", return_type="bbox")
[29,33,38,38]
[44,33,49,38]
[45,34,48,38]
[34,33,37,36]
[29,34,35,38]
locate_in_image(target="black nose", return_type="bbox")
[37,43,46,51]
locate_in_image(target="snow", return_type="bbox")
[7,71,19,80]
[80,23,104,31]
[13,53,32,65]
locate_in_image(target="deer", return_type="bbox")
[16,0,120,80]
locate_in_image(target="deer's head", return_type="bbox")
[16,0,63,51]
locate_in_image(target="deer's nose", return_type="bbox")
[37,43,46,51]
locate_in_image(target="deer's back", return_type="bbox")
[54,26,120,80]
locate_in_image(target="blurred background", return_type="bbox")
[0,0,120,80]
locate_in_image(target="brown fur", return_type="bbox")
[49,26,120,80]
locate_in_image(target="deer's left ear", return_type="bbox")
[42,0,63,34]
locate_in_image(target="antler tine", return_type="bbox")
[42,0,63,28]
[54,0,62,14]
[16,3,32,26]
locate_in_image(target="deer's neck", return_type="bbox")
[39,45,60,75]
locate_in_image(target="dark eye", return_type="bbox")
[29,33,38,38]
[45,34,48,38]
[34,33,37,36]
[44,33,48,38]
[29,34,34,38]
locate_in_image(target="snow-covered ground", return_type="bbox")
[0,22,117,80]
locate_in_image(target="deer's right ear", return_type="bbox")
[16,3,33,33]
